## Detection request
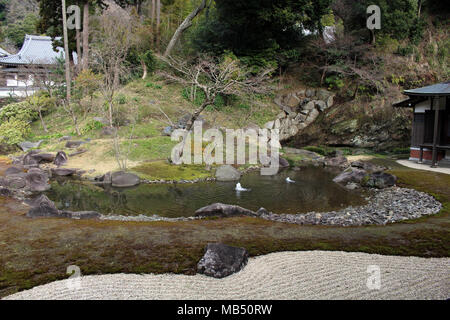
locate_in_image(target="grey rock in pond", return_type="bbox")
[51,168,77,176]
[5,166,23,176]
[54,151,68,167]
[26,195,60,218]
[197,243,249,278]
[65,140,87,148]
[25,168,50,192]
[59,210,101,220]
[195,203,256,218]
[111,171,140,187]
[18,140,43,152]
[363,172,397,189]
[333,168,368,185]
[215,165,241,181]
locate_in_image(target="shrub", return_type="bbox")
[0,101,38,122]
[0,119,31,145]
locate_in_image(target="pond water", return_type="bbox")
[45,167,367,218]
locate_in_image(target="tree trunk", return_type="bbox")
[164,0,207,57]
[177,98,213,159]
[151,0,156,48]
[82,2,89,70]
[62,0,71,102]
[39,109,48,133]
[156,0,161,53]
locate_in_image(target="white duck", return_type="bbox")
[235,183,250,192]
[286,177,295,183]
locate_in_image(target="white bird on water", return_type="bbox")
[286,177,295,183]
[235,183,250,192]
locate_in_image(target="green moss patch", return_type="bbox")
[130,160,212,181]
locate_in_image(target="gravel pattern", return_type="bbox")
[257,187,442,226]
[4,251,449,300]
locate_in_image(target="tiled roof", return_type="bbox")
[0,47,10,57]
[404,81,450,96]
[0,35,65,66]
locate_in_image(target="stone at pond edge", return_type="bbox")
[51,168,77,176]
[195,203,256,218]
[25,168,50,192]
[111,171,140,187]
[333,168,368,185]
[54,151,68,167]
[197,243,249,278]
[26,195,61,218]
[279,157,290,168]
[5,166,24,176]
[363,172,397,189]
[59,211,101,219]
[215,165,241,181]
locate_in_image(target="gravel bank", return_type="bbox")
[258,187,442,226]
[4,251,449,300]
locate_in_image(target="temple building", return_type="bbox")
[0,35,67,98]
[394,81,450,167]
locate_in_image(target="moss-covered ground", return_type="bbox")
[0,158,449,298]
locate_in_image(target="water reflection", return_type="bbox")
[46,167,367,218]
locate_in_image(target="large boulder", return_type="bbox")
[54,151,68,167]
[111,171,140,187]
[32,153,55,163]
[25,168,50,192]
[197,243,249,278]
[195,203,255,218]
[26,195,61,218]
[333,168,368,185]
[22,152,40,166]
[215,165,241,181]
[3,175,27,189]
[363,172,397,189]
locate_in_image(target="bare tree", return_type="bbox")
[164,0,209,57]
[158,54,273,159]
[91,8,135,128]
[91,8,136,170]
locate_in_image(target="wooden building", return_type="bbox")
[394,81,450,167]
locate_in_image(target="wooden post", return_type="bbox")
[431,96,440,167]
[62,0,71,103]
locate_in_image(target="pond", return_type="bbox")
[45,167,367,218]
